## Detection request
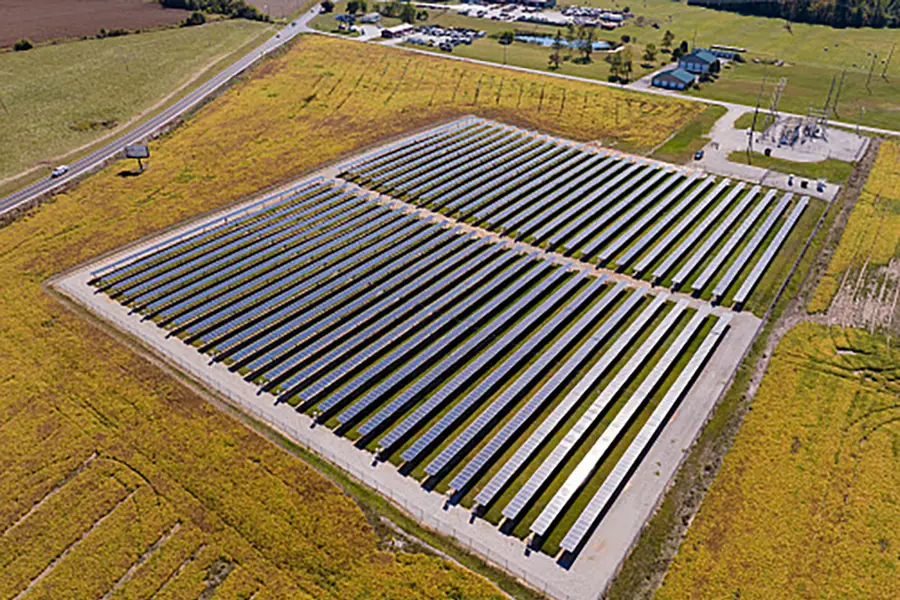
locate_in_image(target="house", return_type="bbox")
[678,49,719,73]
[651,68,696,91]
[382,23,414,39]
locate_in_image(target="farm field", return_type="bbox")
[809,139,900,320]
[0,0,190,47]
[0,34,704,600]
[0,19,271,183]
[656,322,899,600]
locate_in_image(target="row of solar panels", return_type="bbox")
[94,180,732,557]
[342,119,809,306]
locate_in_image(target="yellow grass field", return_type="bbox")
[0,35,699,598]
[809,140,900,313]
[656,322,899,600]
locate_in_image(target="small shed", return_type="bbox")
[651,68,696,90]
[382,23,414,39]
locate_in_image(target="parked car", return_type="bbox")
[51,165,69,178]
[693,150,704,160]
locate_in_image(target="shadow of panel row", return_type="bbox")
[90,176,732,561]
[341,117,810,310]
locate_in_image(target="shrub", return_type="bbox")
[182,11,207,26]
[321,0,335,12]
[13,39,33,51]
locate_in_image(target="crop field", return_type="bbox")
[809,140,900,324]
[345,117,819,314]
[75,166,743,567]
[0,19,270,182]
[0,0,190,47]
[656,322,899,599]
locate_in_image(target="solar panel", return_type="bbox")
[471,285,646,507]
[542,162,647,250]
[467,289,662,497]
[313,259,544,418]
[149,203,396,323]
[559,314,731,553]
[391,131,523,196]
[530,303,703,537]
[586,171,685,263]
[246,238,490,386]
[559,166,665,255]
[436,144,564,215]
[343,268,570,431]
[373,275,605,455]
[278,250,515,406]
[224,230,473,372]
[118,190,361,303]
[509,156,625,241]
[651,181,747,281]
[502,297,684,523]
[690,188,776,292]
[183,218,437,345]
[469,148,588,224]
[712,193,791,300]
[483,152,607,231]
[412,138,544,204]
[99,182,336,292]
[734,197,808,305]
[622,176,719,272]
[92,179,329,287]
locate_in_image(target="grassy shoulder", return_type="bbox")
[726,150,855,183]
[651,104,727,163]
[0,19,271,182]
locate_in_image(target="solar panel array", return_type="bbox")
[343,118,811,306]
[90,116,812,564]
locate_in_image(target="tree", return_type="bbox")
[347,0,361,14]
[661,29,674,51]
[606,51,622,81]
[13,39,33,51]
[579,26,595,63]
[549,31,563,69]
[679,39,689,54]
[400,1,416,23]
[643,43,657,63]
[181,10,206,26]
[321,0,335,12]
[498,30,514,45]
[620,47,633,82]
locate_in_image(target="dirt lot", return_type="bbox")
[0,0,190,47]
[247,0,308,18]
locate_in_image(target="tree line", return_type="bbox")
[687,0,899,28]
[160,0,270,22]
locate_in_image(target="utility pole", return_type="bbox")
[748,73,767,165]
[0,95,8,115]
[856,106,865,137]
[865,52,878,91]
[832,69,846,117]
[883,43,895,78]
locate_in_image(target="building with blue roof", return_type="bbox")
[651,68,696,90]
[678,49,720,73]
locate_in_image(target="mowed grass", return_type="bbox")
[651,104,727,163]
[0,34,698,599]
[0,19,271,181]
[590,0,900,130]
[656,322,899,600]
[726,150,855,183]
[809,139,900,311]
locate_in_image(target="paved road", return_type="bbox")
[0,10,318,219]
